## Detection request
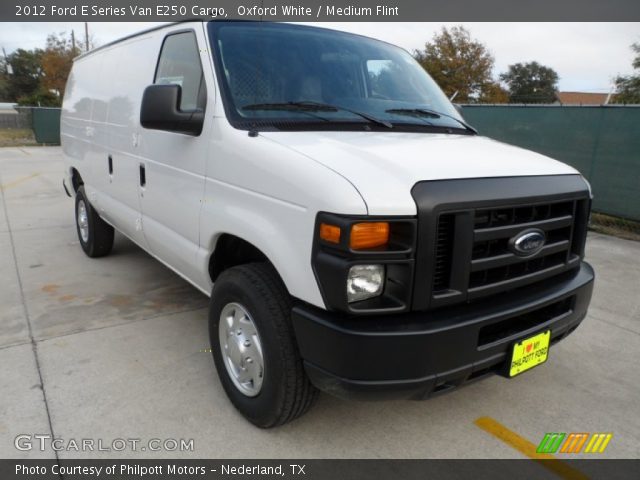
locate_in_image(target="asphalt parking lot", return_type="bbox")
[1,146,639,460]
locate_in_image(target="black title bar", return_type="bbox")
[2,459,640,480]
[2,0,640,22]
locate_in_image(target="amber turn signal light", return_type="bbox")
[350,222,390,250]
[319,223,341,244]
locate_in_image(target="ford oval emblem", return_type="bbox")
[509,229,546,256]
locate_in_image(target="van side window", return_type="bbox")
[155,32,206,111]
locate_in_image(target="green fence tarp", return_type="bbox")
[462,105,640,222]
[19,105,640,221]
[31,107,61,145]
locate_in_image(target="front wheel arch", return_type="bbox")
[208,233,270,282]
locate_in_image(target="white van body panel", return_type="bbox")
[259,131,580,216]
[61,21,581,310]
[62,32,159,250]
[60,57,94,196]
[196,118,368,305]
[61,22,368,307]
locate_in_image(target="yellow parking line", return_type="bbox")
[0,173,40,190]
[474,417,589,480]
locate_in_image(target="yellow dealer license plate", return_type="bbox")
[509,330,550,377]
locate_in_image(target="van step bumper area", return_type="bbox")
[292,262,594,400]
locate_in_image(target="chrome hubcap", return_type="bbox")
[218,302,264,397]
[77,200,89,243]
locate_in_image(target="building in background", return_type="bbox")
[0,102,18,113]
[556,91,616,105]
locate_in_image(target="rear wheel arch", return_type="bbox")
[70,168,83,193]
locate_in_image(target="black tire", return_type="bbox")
[75,186,114,258]
[209,262,318,428]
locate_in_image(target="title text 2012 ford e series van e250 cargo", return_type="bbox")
[61,21,594,428]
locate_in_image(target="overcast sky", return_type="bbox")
[1,22,638,92]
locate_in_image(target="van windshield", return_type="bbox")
[208,22,471,133]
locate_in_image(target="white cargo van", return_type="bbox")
[62,21,594,427]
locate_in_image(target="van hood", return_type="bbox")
[259,131,580,215]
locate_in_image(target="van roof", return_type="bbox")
[76,21,405,62]
[75,21,185,61]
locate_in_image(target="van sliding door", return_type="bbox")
[99,39,151,250]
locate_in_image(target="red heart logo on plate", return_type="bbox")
[526,343,533,353]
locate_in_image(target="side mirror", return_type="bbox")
[140,84,204,136]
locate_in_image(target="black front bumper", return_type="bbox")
[292,261,594,400]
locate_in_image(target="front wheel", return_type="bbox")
[209,263,318,428]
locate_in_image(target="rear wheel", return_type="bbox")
[75,186,114,258]
[209,262,318,427]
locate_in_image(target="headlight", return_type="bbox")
[313,213,416,313]
[347,265,385,303]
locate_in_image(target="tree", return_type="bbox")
[3,31,88,106]
[414,26,497,103]
[499,61,559,104]
[41,32,81,98]
[478,82,510,104]
[612,43,640,104]
[0,55,10,101]
[6,48,44,101]
[0,76,9,101]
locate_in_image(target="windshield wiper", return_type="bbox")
[385,108,478,134]
[243,101,393,129]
